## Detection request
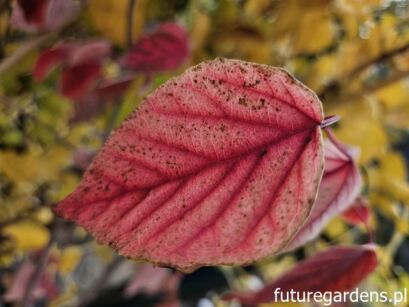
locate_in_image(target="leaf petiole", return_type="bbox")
[320,115,340,128]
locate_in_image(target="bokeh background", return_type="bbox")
[0,0,409,306]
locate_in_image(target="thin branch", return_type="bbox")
[126,0,137,48]
[0,33,53,75]
[21,220,61,307]
[348,42,409,80]
[0,206,40,229]
[319,42,409,98]
[333,68,409,103]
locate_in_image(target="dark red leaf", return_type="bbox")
[121,22,189,74]
[94,75,134,99]
[43,0,79,32]
[68,76,132,123]
[34,40,111,100]
[55,58,324,271]
[11,0,78,32]
[284,134,362,251]
[16,0,47,26]
[224,245,378,305]
[60,62,102,100]
[341,197,370,225]
[33,45,72,81]
[66,41,111,66]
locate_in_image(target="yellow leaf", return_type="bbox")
[59,246,83,275]
[335,0,382,16]
[292,54,337,91]
[368,151,409,207]
[189,9,211,55]
[371,193,397,220]
[382,105,409,130]
[212,30,272,63]
[375,82,409,109]
[328,99,388,163]
[271,1,334,55]
[3,221,49,251]
[377,152,406,182]
[325,218,351,242]
[33,207,54,224]
[0,144,71,184]
[244,0,272,17]
[87,0,146,46]
[292,9,334,54]
[93,243,115,263]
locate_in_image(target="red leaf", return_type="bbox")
[341,197,370,225]
[16,0,47,26]
[43,0,79,32]
[55,58,324,271]
[69,75,133,122]
[284,134,362,251]
[60,62,102,100]
[11,0,78,32]
[121,22,189,74]
[34,41,111,100]
[94,75,134,99]
[33,45,72,81]
[66,41,111,67]
[224,245,378,305]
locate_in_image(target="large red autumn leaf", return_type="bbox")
[224,245,378,305]
[284,134,362,251]
[54,58,324,271]
[121,22,189,74]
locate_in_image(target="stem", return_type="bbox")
[319,42,409,99]
[0,33,53,75]
[320,115,340,128]
[0,206,40,229]
[323,127,351,160]
[21,220,60,307]
[126,0,137,48]
[348,42,409,80]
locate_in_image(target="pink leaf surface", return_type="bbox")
[55,58,324,271]
[284,134,362,251]
[341,197,370,225]
[224,245,378,305]
[121,22,189,74]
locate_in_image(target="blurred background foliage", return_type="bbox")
[0,0,409,306]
